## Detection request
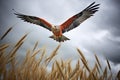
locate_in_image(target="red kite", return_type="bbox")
[15,2,100,42]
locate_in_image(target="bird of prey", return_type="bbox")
[15,2,100,42]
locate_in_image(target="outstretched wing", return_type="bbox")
[15,13,52,31]
[60,2,100,33]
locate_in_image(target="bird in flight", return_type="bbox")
[15,2,100,42]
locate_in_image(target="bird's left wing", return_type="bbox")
[60,2,100,33]
[15,13,52,31]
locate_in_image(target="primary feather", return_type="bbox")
[15,13,52,31]
[60,2,100,33]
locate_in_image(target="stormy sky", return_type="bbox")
[0,0,120,74]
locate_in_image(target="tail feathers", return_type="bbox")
[49,35,70,42]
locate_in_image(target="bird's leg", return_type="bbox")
[54,35,57,40]
[58,36,62,42]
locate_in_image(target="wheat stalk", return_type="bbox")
[55,60,66,80]
[37,48,46,65]
[81,58,90,73]
[106,58,111,71]
[117,70,120,80]
[32,41,39,52]
[69,63,79,79]
[77,48,87,63]
[0,44,9,51]
[9,41,24,58]
[94,54,102,71]
[31,49,41,57]
[14,33,28,47]
[45,44,61,65]
[103,66,107,79]
[0,27,12,40]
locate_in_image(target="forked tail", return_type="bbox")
[49,35,70,42]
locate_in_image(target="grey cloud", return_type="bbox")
[99,0,120,63]
[0,0,120,76]
[75,0,120,63]
[97,0,120,36]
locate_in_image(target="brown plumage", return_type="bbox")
[15,2,100,42]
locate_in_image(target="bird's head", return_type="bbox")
[52,25,59,31]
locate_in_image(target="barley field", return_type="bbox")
[0,27,120,80]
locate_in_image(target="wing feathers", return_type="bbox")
[61,2,100,33]
[85,2,96,9]
[15,13,52,31]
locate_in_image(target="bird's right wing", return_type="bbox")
[15,13,52,31]
[60,2,100,33]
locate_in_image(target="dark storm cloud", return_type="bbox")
[112,0,120,7]
[110,0,120,36]
[98,0,120,36]
[0,0,15,25]
[102,0,120,63]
